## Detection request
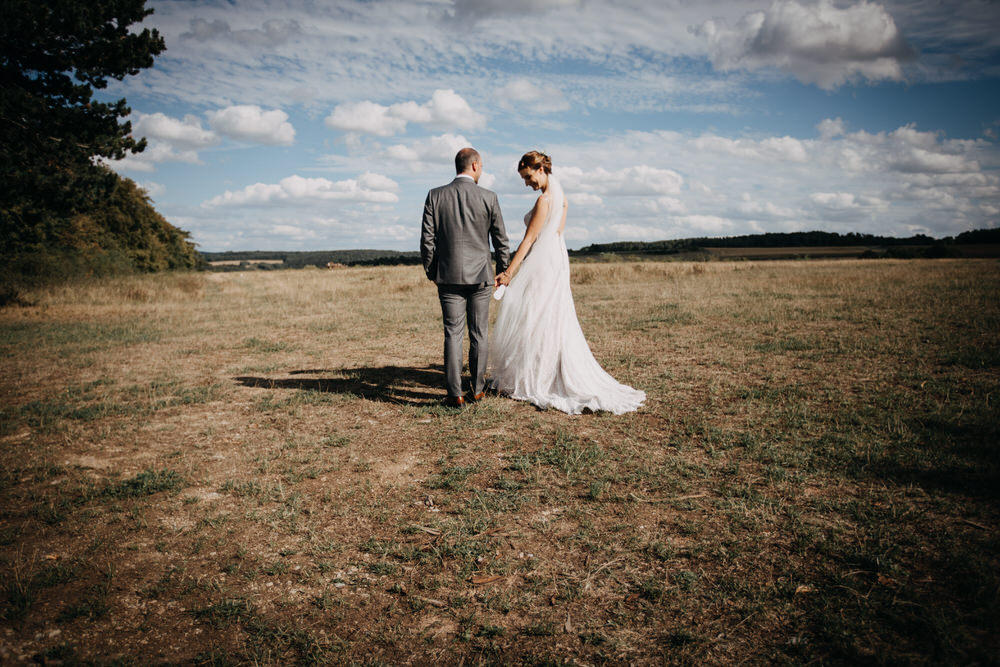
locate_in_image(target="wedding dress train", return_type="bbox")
[489,176,645,414]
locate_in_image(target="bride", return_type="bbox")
[489,151,645,415]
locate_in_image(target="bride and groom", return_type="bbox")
[420,147,645,414]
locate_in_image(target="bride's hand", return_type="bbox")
[496,271,512,286]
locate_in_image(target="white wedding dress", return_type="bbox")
[489,176,645,414]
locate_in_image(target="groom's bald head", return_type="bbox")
[455,148,481,174]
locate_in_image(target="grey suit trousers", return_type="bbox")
[438,283,492,398]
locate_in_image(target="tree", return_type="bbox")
[0,0,166,260]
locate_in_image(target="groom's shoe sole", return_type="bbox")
[467,392,486,403]
[443,396,465,408]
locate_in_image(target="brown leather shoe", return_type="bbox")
[443,395,465,408]
[467,391,486,403]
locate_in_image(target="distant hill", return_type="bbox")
[200,249,421,270]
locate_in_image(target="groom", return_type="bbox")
[421,148,510,407]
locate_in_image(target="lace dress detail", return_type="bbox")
[489,177,645,414]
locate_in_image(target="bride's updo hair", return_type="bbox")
[518,150,552,174]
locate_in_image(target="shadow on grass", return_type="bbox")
[235,365,444,406]
[865,430,1000,500]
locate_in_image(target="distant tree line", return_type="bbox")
[201,228,1000,272]
[571,229,1000,257]
[1,0,200,285]
[953,228,1000,245]
[201,250,421,270]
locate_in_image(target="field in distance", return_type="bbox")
[1,260,997,664]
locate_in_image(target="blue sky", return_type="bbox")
[102,0,1000,251]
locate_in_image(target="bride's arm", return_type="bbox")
[557,198,568,235]
[496,195,550,286]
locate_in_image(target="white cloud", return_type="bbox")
[109,0,999,120]
[518,117,999,242]
[700,0,914,89]
[568,192,603,206]
[364,223,418,242]
[180,18,230,42]
[557,165,684,196]
[102,0,1000,251]
[326,90,485,137]
[562,225,591,242]
[181,18,302,48]
[818,117,847,140]
[824,124,988,178]
[807,191,890,222]
[191,209,417,250]
[139,181,166,198]
[105,112,222,174]
[392,89,486,129]
[690,134,808,163]
[271,224,318,241]
[167,109,999,250]
[674,214,735,235]
[736,194,800,218]
[106,141,203,173]
[496,79,570,113]
[107,111,219,173]
[891,149,975,174]
[810,192,859,209]
[449,0,582,24]
[204,174,399,207]
[133,113,219,149]
[385,133,471,165]
[609,223,670,239]
[357,172,399,192]
[207,105,295,145]
[326,101,409,137]
[107,156,156,174]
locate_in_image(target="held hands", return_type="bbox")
[495,270,512,287]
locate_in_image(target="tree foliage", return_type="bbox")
[1,0,199,281]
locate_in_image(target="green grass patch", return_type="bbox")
[102,469,185,499]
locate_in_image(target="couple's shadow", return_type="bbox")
[235,365,444,406]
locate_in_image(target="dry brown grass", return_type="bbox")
[704,246,871,259]
[1,259,998,665]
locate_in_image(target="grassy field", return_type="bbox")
[1,259,998,665]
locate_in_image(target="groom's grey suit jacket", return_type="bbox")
[421,177,509,284]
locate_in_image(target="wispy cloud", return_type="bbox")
[203,173,399,207]
[496,79,570,113]
[103,1,999,250]
[116,0,1000,112]
[180,17,301,47]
